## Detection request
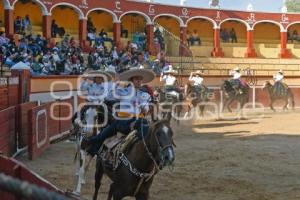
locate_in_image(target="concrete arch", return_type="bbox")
[219,18,250,30]
[186,16,217,29]
[120,11,152,25]
[3,0,12,9]
[50,3,85,19]
[12,0,48,15]
[253,20,284,32]
[153,14,185,27]
[286,21,300,31]
[86,8,118,23]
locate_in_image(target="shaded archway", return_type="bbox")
[50,4,82,39]
[286,23,300,58]
[0,0,5,31]
[154,15,180,37]
[220,20,248,58]
[13,0,45,34]
[87,10,114,34]
[120,12,148,49]
[186,18,214,57]
[253,22,281,58]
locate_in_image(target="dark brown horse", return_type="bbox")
[184,83,211,118]
[93,120,175,200]
[263,81,295,111]
[153,86,183,124]
[221,80,249,112]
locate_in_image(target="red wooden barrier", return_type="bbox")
[0,107,16,157]
[17,102,38,148]
[0,156,64,200]
[0,77,19,111]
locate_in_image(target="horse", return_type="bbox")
[153,86,183,124]
[262,81,295,111]
[221,80,249,113]
[72,102,114,194]
[92,120,175,200]
[184,83,212,118]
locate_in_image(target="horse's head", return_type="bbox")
[262,81,272,91]
[82,107,98,135]
[148,120,175,169]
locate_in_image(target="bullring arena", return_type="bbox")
[1,0,300,200]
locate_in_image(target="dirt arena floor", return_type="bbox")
[18,109,300,200]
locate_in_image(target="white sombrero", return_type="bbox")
[119,68,155,83]
[164,65,178,74]
[232,67,241,72]
[194,70,203,75]
[105,66,117,77]
[84,70,113,81]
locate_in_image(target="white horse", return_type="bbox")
[74,106,99,194]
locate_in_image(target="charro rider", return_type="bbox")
[273,69,287,96]
[160,65,181,100]
[85,67,155,155]
[229,67,244,94]
[189,70,205,97]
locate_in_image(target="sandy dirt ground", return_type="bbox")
[18,109,300,200]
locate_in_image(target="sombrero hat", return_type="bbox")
[83,70,113,81]
[278,69,284,75]
[105,66,116,77]
[232,67,241,72]
[194,70,203,75]
[164,65,178,74]
[119,68,155,84]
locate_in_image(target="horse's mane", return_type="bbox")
[148,120,171,136]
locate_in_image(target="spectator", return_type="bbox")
[292,30,299,42]
[87,17,96,33]
[190,29,201,45]
[0,32,9,47]
[14,16,23,34]
[22,15,32,35]
[121,24,128,38]
[51,20,58,37]
[230,28,237,43]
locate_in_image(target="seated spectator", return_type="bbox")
[99,29,108,38]
[190,29,201,46]
[220,29,230,42]
[121,24,128,38]
[0,32,9,47]
[230,28,237,43]
[292,30,299,42]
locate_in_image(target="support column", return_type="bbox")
[279,31,292,58]
[42,15,51,39]
[79,19,87,47]
[211,28,224,57]
[179,26,188,56]
[146,24,154,55]
[4,9,14,38]
[113,22,121,50]
[245,30,257,58]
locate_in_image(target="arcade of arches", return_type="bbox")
[0,1,297,59]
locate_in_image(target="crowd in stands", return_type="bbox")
[220,28,237,43]
[0,20,170,76]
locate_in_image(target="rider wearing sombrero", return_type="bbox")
[189,70,205,97]
[229,67,244,95]
[273,69,287,96]
[85,68,155,156]
[160,65,182,100]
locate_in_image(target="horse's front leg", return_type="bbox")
[283,98,289,111]
[270,99,276,112]
[93,158,104,200]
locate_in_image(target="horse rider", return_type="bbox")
[160,65,182,100]
[229,67,243,94]
[273,69,287,96]
[85,68,155,156]
[77,70,113,121]
[189,70,205,97]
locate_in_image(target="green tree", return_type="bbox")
[286,0,300,12]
